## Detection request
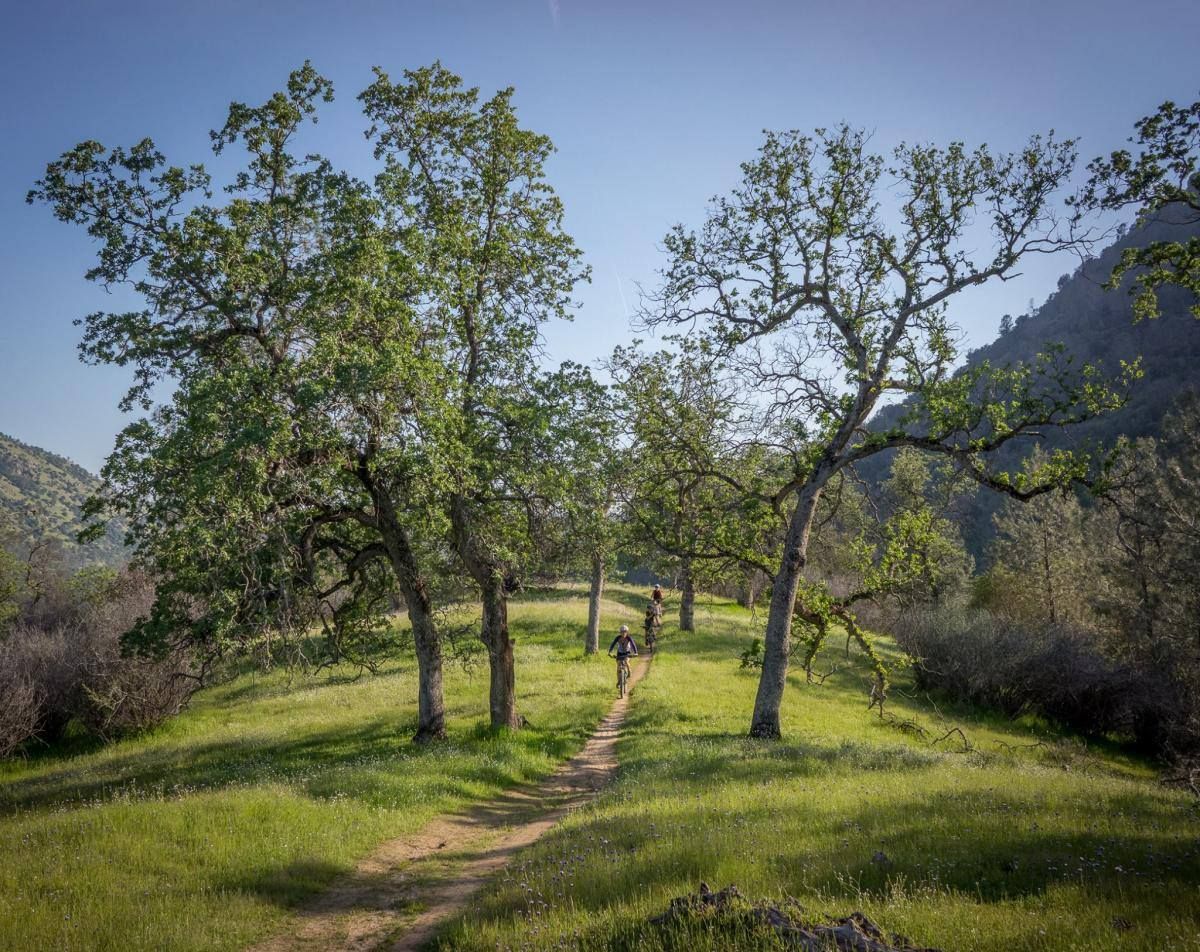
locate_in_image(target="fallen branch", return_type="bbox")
[993,738,1047,753]
[930,727,973,753]
[880,711,929,740]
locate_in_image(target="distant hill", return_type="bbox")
[0,432,125,567]
[864,212,1200,560]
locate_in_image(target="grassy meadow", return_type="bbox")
[441,595,1200,951]
[1,585,1197,952]
[0,591,636,952]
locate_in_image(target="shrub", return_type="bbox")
[75,571,197,739]
[739,638,763,669]
[1,624,82,742]
[0,569,198,756]
[890,606,1193,757]
[0,665,42,758]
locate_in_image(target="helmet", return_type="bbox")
[619,624,629,633]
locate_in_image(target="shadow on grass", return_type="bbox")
[457,789,1199,925]
[0,613,616,815]
[231,858,350,910]
[0,705,600,817]
[618,718,945,791]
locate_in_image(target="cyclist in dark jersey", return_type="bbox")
[608,625,639,692]
[643,602,659,652]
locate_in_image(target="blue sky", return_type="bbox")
[1,0,1197,472]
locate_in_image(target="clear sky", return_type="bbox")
[1,0,1197,472]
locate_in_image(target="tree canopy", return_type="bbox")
[29,62,595,738]
[639,124,1134,738]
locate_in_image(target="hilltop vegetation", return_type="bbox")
[0,432,124,567]
[448,596,1199,951]
[10,56,1200,950]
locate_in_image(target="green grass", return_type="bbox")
[441,595,1200,951]
[0,589,638,952]
[3,588,1197,951]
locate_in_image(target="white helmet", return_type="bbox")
[619,624,629,633]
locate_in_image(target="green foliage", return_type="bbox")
[29,63,440,663]
[860,450,975,605]
[986,483,1096,627]
[611,345,781,589]
[738,637,763,669]
[634,120,1133,736]
[1075,97,1200,320]
[952,393,1200,760]
[30,60,601,738]
[864,213,1200,560]
[360,63,596,644]
[1090,396,1200,755]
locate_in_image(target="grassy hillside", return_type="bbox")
[1,588,1196,952]
[0,431,124,567]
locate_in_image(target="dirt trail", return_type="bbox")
[250,655,650,952]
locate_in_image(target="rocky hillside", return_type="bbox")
[864,212,1200,559]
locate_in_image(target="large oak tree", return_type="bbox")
[360,64,591,728]
[33,62,593,737]
[642,125,1134,738]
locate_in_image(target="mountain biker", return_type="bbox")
[643,602,659,651]
[608,625,639,692]
[651,584,664,606]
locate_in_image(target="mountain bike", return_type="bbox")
[611,654,632,697]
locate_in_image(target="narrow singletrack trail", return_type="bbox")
[250,654,651,952]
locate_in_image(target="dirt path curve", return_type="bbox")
[251,655,651,952]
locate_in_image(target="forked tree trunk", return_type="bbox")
[586,552,604,654]
[750,484,823,739]
[481,576,521,729]
[679,559,695,631]
[449,497,522,731]
[382,521,446,743]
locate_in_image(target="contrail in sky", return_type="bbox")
[548,0,560,26]
[615,272,630,320]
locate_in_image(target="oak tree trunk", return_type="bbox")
[750,485,823,739]
[407,587,446,743]
[481,576,521,729]
[679,559,696,631]
[381,520,446,743]
[739,569,765,610]
[449,497,522,731]
[586,552,604,654]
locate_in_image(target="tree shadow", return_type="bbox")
[0,707,593,816]
[439,783,1199,950]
